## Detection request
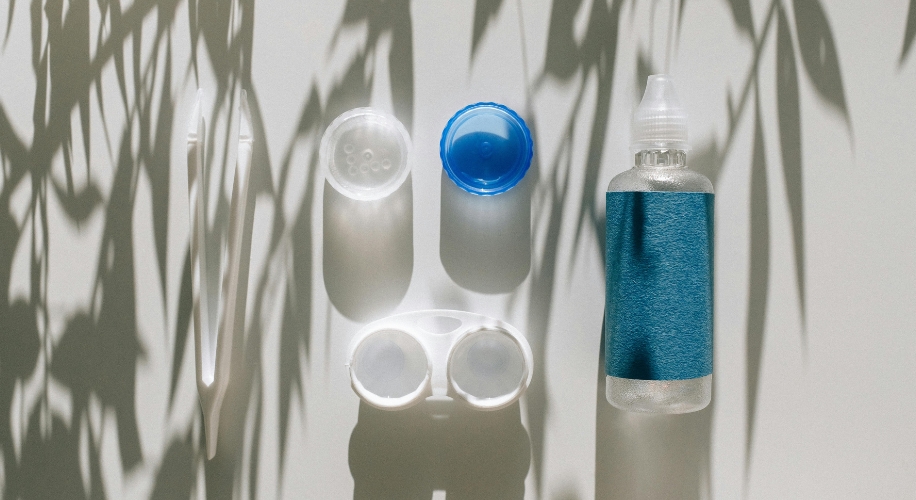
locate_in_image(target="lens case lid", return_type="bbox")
[346,310,533,411]
[440,102,533,196]
[320,107,412,200]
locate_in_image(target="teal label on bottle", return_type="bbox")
[605,191,714,380]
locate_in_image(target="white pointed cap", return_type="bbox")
[631,74,689,151]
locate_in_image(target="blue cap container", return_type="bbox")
[440,102,533,195]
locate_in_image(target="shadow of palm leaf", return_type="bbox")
[518,0,624,494]
[168,249,194,410]
[745,93,770,477]
[0,300,41,497]
[776,4,805,330]
[50,179,103,225]
[8,15,398,499]
[271,45,376,490]
[87,125,147,470]
[146,39,177,313]
[17,412,104,499]
[333,0,414,130]
[1,0,185,497]
[674,1,856,492]
[36,123,149,495]
[727,0,756,38]
[181,0,415,497]
[901,0,916,64]
[150,432,197,500]
[472,0,504,60]
[792,0,849,123]
[535,0,624,298]
[273,88,322,479]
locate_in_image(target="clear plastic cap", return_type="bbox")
[321,108,412,200]
[631,75,689,152]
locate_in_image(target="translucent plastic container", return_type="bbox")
[605,75,713,414]
[347,310,533,411]
[320,108,412,200]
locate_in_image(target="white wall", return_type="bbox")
[1,0,914,498]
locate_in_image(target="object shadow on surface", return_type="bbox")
[349,399,531,500]
[594,321,712,500]
[324,176,414,322]
[440,171,531,294]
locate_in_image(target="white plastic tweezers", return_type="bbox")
[186,90,255,459]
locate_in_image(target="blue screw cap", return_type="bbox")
[440,102,533,195]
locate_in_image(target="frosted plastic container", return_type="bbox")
[320,108,412,200]
[605,75,713,414]
[347,310,533,411]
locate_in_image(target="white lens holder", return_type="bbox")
[346,310,533,411]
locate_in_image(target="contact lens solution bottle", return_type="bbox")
[605,75,714,413]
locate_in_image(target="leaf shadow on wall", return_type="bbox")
[197,0,421,498]
[0,0,184,497]
[0,0,868,497]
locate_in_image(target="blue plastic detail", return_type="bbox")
[440,102,533,195]
[605,191,714,381]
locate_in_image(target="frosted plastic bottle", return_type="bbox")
[605,75,713,413]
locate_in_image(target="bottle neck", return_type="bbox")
[634,149,687,168]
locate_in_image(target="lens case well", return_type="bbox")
[346,310,533,411]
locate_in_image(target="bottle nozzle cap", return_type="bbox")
[631,75,689,151]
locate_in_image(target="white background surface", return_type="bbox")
[1,0,915,498]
